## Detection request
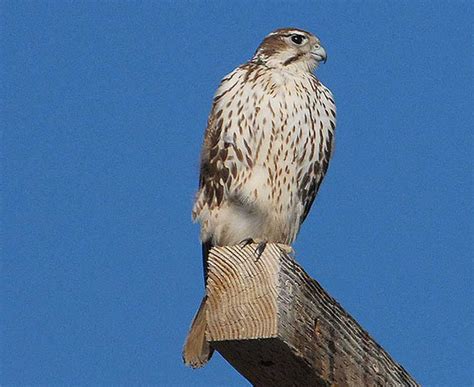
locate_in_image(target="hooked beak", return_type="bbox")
[311,45,327,64]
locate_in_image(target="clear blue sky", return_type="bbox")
[2,1,472,385]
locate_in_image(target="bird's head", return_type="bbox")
[252,28,327,73]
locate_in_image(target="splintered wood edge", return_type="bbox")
[206,244,281,341]
[276,253,418,386]
[205,244,418,386]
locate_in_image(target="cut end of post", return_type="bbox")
[206,244,284,342]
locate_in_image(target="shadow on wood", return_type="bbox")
[205,244,418,386]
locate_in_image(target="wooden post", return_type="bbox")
[205,244,418,386]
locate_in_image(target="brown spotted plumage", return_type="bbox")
[183,27,336,368]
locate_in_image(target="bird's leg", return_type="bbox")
[239,238,267,261]
[254,241,268,261]
[239,238,255,248]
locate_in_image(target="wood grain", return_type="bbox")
[205,244,418,386]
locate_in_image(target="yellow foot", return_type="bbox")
[276,243,295,257]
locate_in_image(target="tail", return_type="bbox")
[182,241,214,368]
[182,296,214,368]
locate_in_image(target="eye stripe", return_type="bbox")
[283,33,306,38]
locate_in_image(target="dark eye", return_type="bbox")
[291,34,305,45]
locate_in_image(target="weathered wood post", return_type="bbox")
[205,244,418,386]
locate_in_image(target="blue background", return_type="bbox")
[2,1,472,385]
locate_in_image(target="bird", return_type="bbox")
[183,27,336,368]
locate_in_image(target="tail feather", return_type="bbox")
[182,296,214,368]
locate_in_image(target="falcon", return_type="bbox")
[183,27,336,368]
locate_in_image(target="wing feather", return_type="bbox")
[193,66,251,221]
[298,84,336,225]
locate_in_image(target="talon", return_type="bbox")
[254,242,267,261]
[240,238,255,248]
